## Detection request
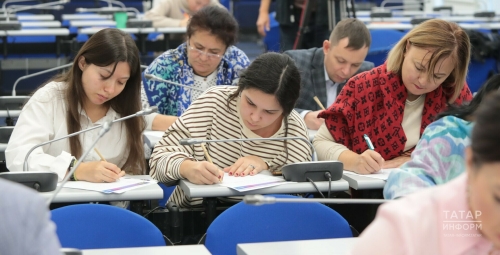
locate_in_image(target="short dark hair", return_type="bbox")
[329,18,371,49]
[437,74,500,120]
[187,6,238,47]
[471,90,500,166]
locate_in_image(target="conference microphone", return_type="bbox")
[0,107,157,192]
[179,137,345,180]
[23,106,158,172]
[46,120,113,206]
[12,63,73,96]
[144,74,206,93]
[243,194,386,206]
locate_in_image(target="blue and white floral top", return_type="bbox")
[384,115,474,199]
[142,42,250,116]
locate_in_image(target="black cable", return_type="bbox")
[324,172,332,198]
[307,177,325,198]
[142,206,165,218]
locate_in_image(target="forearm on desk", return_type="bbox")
[149,151,191,183]
[313,123,348,161]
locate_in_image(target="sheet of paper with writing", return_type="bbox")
[59,177,157,194]
[218,172,293,192]
[343,168,397,180]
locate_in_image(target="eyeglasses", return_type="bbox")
[187,43,223,60]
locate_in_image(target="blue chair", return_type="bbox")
[204,194,352,255]
[51,204,166,249]
[366,29,406,66]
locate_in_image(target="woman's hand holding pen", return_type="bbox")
[354,150,385,174]
[179,160,224,185]
[224,156,267,177]
[74,161,125,183]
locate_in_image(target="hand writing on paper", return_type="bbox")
[224,156,267,177]
[383,155,411,169]
[179,14,190,27]
[354,150,385,174]
[74,161,125,183]
[180,160,224,185]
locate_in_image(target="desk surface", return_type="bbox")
[82,245,211,255]
[342,172,385,190]
[40,175,163,203]
[79,27,187,34]
[145,128,315,146]
[70,20,116,27]
[0,28,70,36]
[17,14,54,21]
[62,14,109,20]
[180,171,349,198]
[237,237,356,255]
[21,21,61,28]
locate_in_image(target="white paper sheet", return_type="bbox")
[343,168,397,180]
[59,177,158,194]
[218,172,292,192]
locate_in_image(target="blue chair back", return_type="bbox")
[366,29,406,66]
[204,194,352,255]
[51,204,165,249]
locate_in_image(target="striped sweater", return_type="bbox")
[149,86,312,207]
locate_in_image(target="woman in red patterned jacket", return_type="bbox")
[313,19,473,174]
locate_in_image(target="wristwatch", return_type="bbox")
[68,157,77,181]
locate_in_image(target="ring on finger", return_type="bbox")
[248,164,255,170]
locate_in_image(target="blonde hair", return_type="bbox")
[386,19,470,103]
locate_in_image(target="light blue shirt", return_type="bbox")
[324,67,340,107]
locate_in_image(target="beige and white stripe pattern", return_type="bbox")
[149,86,312,208]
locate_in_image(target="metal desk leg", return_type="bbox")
[130,200,144,214]
[56,36,61,57]
[163,33,170,51]
[138,33,147,55]
[2,36,7,57]
[204,197,217,226]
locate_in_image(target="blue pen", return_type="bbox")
[363,134,375,150]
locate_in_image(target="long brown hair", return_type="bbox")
[55,28,145,174]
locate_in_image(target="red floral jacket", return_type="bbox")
[318,63,473,160]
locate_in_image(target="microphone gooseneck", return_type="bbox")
[178,137,317,161]
[23,107,157,172]
[46,121,113,206]
[144,73,207,93]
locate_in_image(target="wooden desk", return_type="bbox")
[237,237,356,255]
[81,245,212,255]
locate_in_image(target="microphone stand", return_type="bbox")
[46,121,113,206]
[23,106,158,172]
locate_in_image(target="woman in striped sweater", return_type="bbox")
[149,52,312,207]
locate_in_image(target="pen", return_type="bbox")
[200,143,223,182]
[313,96,326,110]
[94,148,107,162]
[363,134,375,150]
